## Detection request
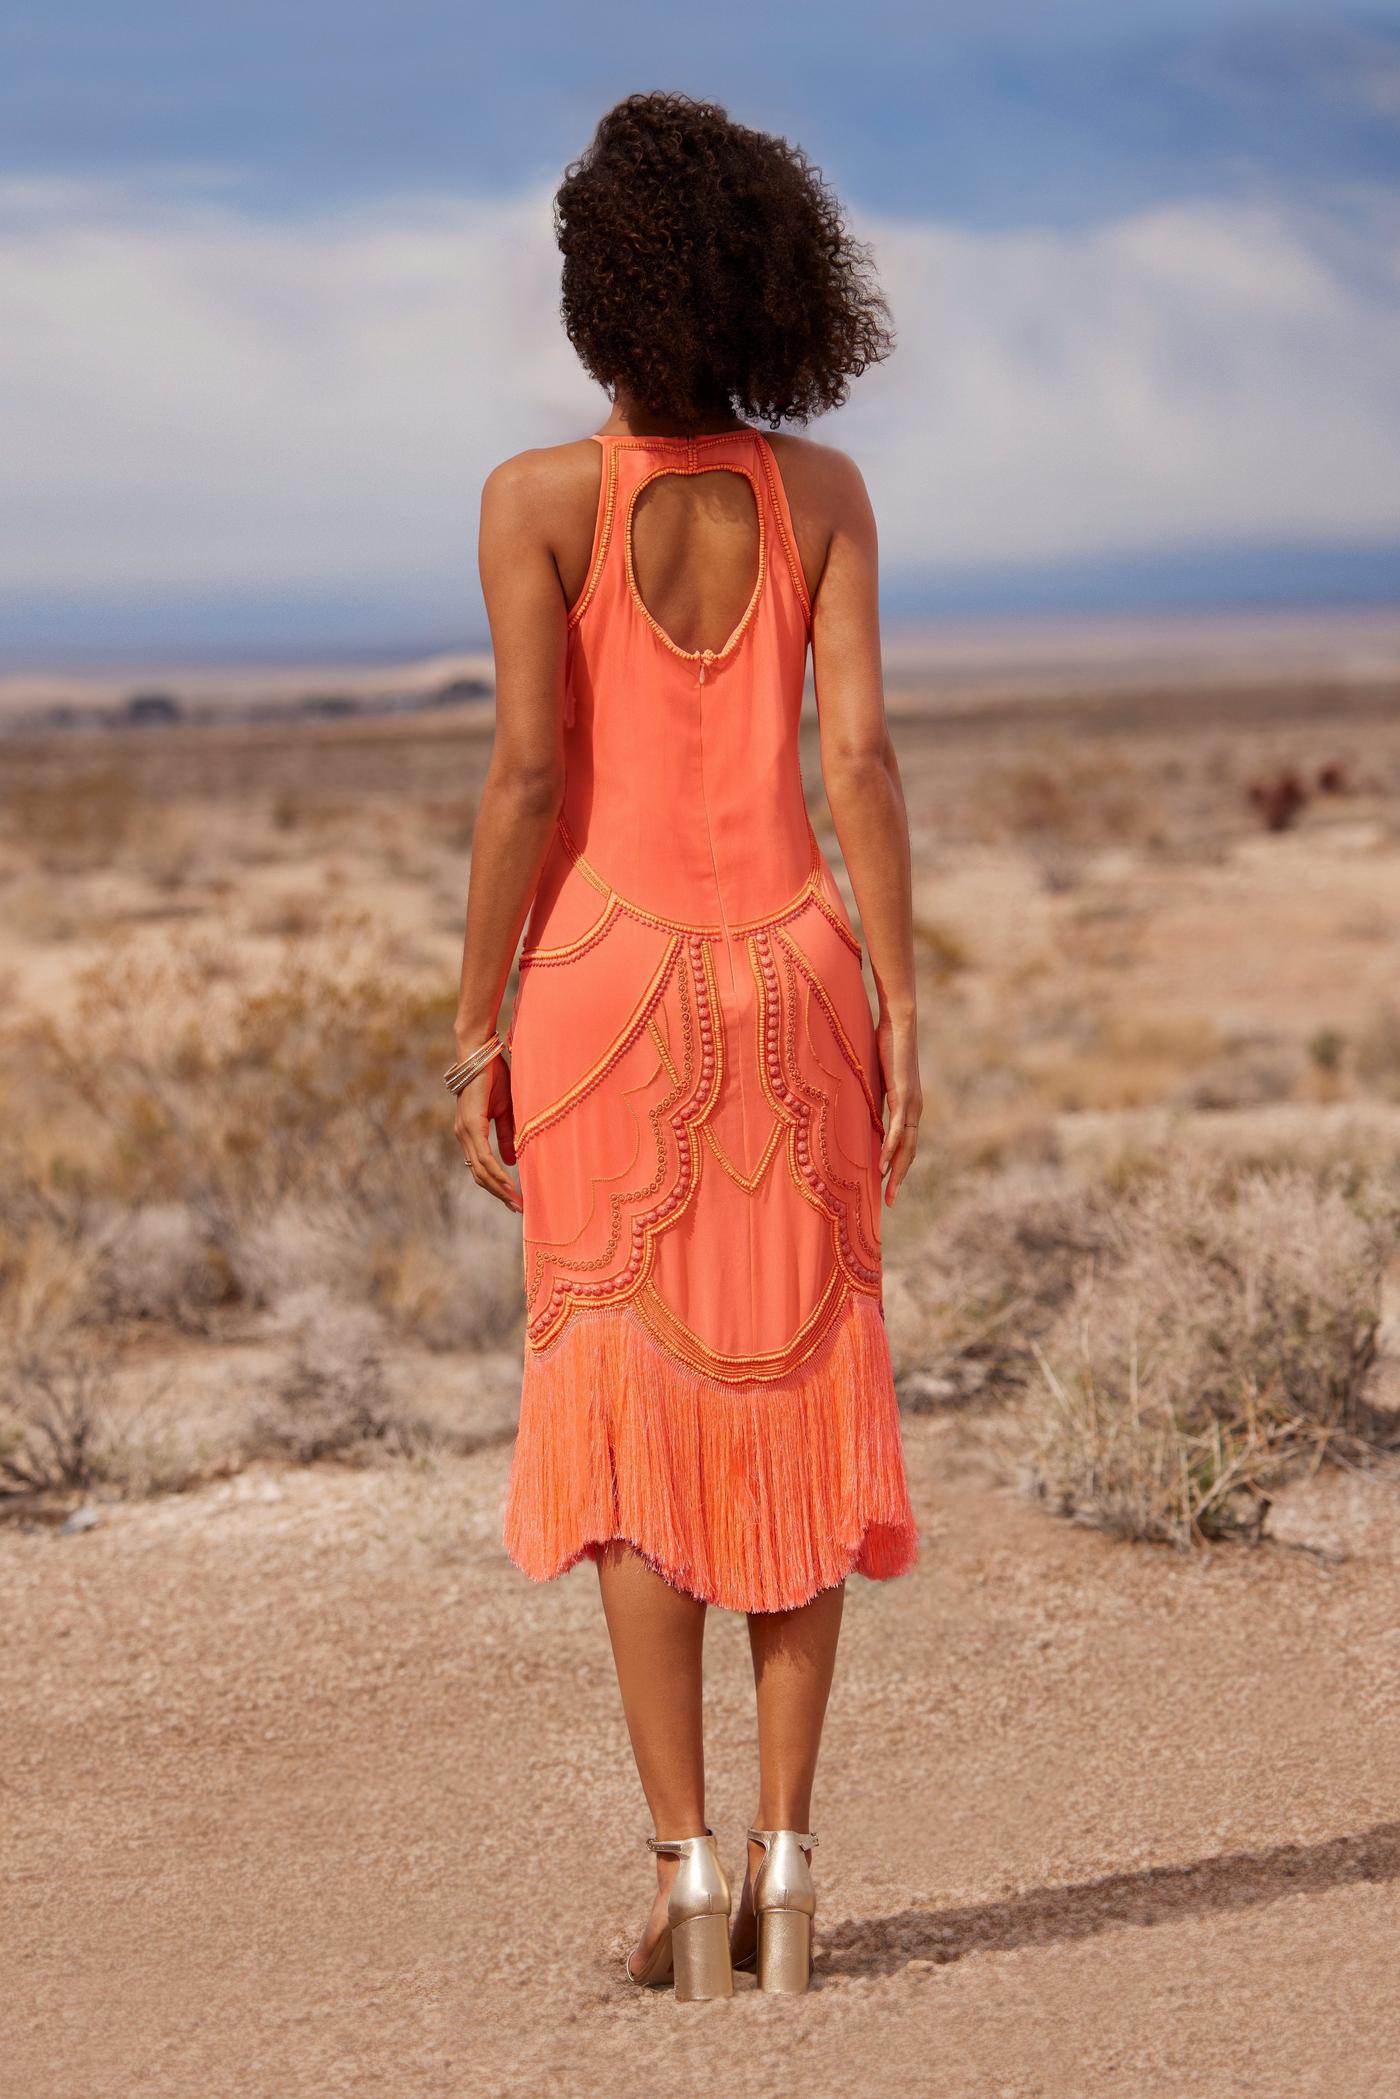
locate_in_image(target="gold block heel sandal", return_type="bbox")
[749,1828,818,1994]
[624,1829,734,2002]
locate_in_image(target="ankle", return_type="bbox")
[754,1807,812,1835]
[651,1817,710,1843]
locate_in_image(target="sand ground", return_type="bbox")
[6,1411,1398,2099]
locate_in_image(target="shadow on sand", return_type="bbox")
[821,1821,1400,1980]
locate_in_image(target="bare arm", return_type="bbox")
[809,450,922,1204]
[451,454,569,1212]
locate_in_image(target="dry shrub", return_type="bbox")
[245,888,334,939]
[887,1167,1118,1408]
[98,1201,240,1333]
[0,1332,120,1497]
[0,1325,198,1503]
[1247,769,1309,832]
[133,806,220,895]
[1025,1159,1396,1547]
[0,1146,118,1337]
[249,1288,431,1464]
[230,1181,522,1351]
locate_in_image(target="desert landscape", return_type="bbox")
[5,615,1400,2097]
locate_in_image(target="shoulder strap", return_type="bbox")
[752,434,812,630]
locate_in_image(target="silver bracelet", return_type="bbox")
[444,1032,504,1095]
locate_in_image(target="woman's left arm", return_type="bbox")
[452,454,569,1212]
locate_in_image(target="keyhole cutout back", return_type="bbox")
[624,466,765,666]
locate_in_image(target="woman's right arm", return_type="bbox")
[806,447,922,1206]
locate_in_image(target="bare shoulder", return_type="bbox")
[478,440,605,607]
[762,432,874,604]
[763,430,871,519]
[480,437,602,525]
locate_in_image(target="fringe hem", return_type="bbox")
[501,1288,919,1615]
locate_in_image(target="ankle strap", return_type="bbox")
[748,1826,818,1849]
[647,1828,717,1857]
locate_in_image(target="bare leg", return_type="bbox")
[731,1581,845,1963]
[595,1543,709,1972]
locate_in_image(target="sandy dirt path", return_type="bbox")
[5,1416,1398,2099]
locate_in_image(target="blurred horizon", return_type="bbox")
[4,1,1399,663]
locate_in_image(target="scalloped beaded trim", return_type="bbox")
[522,936,701,1309]
[551,813,719,936]
[518,894,620,968]
[514,935,682,1153]
[749,927,882,1292]
[523,949,700,1313]
[773,938,883,1280]
[805,873,864,958]
[648,1014,681,1086]
[630,1266,850,1384]
[772,923,882,1129]
[526,936,722,1349]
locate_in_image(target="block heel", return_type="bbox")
[672,1909,734,2001]
[748,1827,818,1995]
[623,1828,733,2001]
[756,1905,813,1994]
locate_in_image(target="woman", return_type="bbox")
[449,91,921,2000]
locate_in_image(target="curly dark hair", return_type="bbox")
[554,92,895,429]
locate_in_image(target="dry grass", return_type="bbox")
[913,915,972,980]
[13,913,455,1210]
[1021,1158,1398,1547]
[1173,1034,1305,1112]
[2,765,141,872]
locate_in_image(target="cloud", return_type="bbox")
[2,173,1398,629]
[853,189,1400,563]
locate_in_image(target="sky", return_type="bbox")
[3,2,1399,659]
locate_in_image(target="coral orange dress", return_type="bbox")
[501,427,918,1612]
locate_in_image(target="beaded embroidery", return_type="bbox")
[630,1267,850,1384]
[517,903,882,1377]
